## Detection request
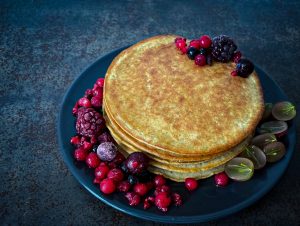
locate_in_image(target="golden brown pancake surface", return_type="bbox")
[104,35,264,155]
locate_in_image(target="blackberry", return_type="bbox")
[211,35,237,62]
[76,108,105,137]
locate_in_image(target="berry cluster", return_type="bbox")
[174,35,254,78]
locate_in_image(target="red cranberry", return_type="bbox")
[125,192,141,206]
[174,37,186,43]
[155,192,171,212]
[84,89,93,98]
[107,168,124,182]
[233,51,242,63]
[100,178,116,194]
[189,40,201,49]
[199,35,212,48]
[72,102,79,115]
[117,180,131,192]
[154,175,166,187]
[154,185,171,196]
[180,46,188,54]
[95,164,110,180]
[74,148,88,161]
[113,152,126,165]
[96,78,105,87]
[93,177,101,184]
[86,152,101,168]
[195,54,206,66]
[175,39,186,50]
[231,70,238,77]
[82,141,93,151]
[185,178,198,191]
[172,193,183,206]
[91,96,103,108]
[78,97,92,108]
[70,136,81,146]
[214,172,229,187]
[133,183,148,196]
[92,87,103,97]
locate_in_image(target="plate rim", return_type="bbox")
[57,46,297,224]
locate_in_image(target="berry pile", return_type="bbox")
[174,35,254,78]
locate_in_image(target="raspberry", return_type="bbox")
[76,108,105,137]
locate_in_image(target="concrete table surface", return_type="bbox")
[1,0,299,225]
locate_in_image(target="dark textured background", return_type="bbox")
[1,0,299,225]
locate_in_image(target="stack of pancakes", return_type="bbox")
[103,35,264,182]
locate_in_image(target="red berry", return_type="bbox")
[154,175,166,187]
[185,178,198,191]
[117,180,131,192]
[96,78,105,87]
[231,70,238,77]
[172,192,183,206]
[95,164,110,180]
[70,136,81,146]
[93,177,101,184]
[189,40,201,49]
[113,152,126,165]
[133,183,148,196]
[100,178,116,194]
[233,51,242,63]
[199,35,212,48]
[107,168,124,182]
[84,89,93,98]
[108,162,118,169]
[86,152,101,168]
[214,172,229,187]
[174,37,186,43]
[72,102,79,115]
[154,185,171,196]
[91,96,102,108]
[78,97,92,108]
[145,181,154,190]
[74,148,88,161]
[125,192,141,206]
[175,39,186,50]
[90,136,97,144]
[82,141,93,151]
[180,46,188,54]
[155,192,171,212]
[195,54,206,66]
[92,87,103,97]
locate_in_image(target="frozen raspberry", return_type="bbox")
[155,192,171,212]
[125,192,141,206]
[96,142,117,161]
[76,108,105,137]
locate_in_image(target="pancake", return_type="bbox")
[104,35,264,156]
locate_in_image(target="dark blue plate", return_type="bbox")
[57,46,296,224]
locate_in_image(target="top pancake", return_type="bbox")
[104,35,264,155]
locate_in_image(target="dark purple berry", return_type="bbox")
[128,175,139,185]
[125,152,149,175]
[199,48,207,55]
[236,58,254,78]
[211,35,237,62]
[206,54,213,66]
[187,47,200,60]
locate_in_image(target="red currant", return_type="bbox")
[185,178,198,191]
[95,164,110,180]
[199,35,212,48]
[86,152,101,168]
[78,97,92,108]
[100,178,116,194]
